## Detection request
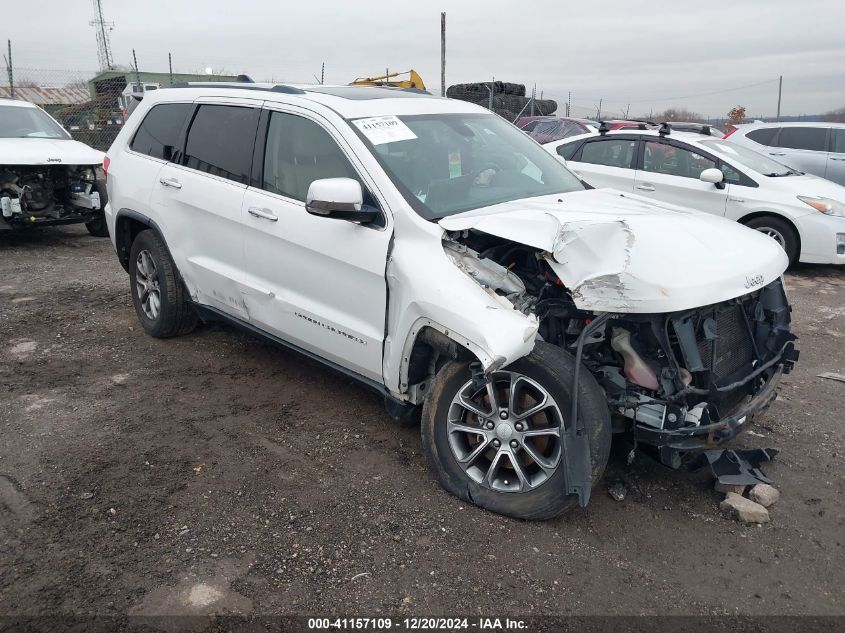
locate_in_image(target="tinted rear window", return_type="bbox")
[776,127,827,152]
[183,105,259,184]
[130,103,192,160]
[557,142,580,161]
[746,128,778,146]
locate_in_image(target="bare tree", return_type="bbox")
[644,107,705,122]
[824,106,845,123]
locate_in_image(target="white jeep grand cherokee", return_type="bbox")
[104,83,798,519]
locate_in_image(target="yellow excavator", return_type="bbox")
[350,70,426,90]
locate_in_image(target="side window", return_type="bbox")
[578,138,636,168]
[832,129,845,154]
[642,141,716,179]
[262,111,359,201]
[557,142,580,161]
[746,128,778,146]
[182,105,259,184]
[719,162,743,184]
[775,127,827,152]
[130,103,192,160]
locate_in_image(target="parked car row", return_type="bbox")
[541,124,845,265]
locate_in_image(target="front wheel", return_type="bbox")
[85,179,110,237]
[421,342,611,520]
[745,215,799,266]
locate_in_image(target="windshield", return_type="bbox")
[0,105,70,139]
[699,139,797,176]
[351,113,584,220]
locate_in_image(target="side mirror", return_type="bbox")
[305,178,377,224]
[700,168,725,188]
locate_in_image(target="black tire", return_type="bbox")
[128,229,197,338]
[744,215,799,266]
[85,179,110,237]
[421,342,611,520]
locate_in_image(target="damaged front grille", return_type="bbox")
[698,304,755,383]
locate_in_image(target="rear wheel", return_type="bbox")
[128,229,197,338]
[421,342,611,520]
[745,215,799,265]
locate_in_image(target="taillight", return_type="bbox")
[723,127,737,140]
[103,156,110,177]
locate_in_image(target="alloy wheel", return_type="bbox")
[446,371,564,493]
[135,249,161,320]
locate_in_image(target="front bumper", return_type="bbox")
[0,209,100,230]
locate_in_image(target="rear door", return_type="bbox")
[633,139,729,215]
[239,105,392,382]
[767,126,829,178]
[826,128,845,186]
[565,136,638,189]
[150,98,260,319]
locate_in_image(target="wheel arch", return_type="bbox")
[737,210,802,254]
[398,320,492,405]
[114,209,171,272]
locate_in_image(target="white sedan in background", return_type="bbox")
[544,127,845,265]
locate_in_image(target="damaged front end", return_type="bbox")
[0,165,103,230]
[442,225,798,472]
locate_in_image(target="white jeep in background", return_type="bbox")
[103,82,798,519]
[0,98,108,236]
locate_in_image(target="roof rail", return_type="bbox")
[598,120,610,136]
[168,82,306,95]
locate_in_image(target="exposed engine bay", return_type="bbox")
[443,229,798,467]
[0,165,102,228]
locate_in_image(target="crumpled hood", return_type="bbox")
[439,188,788,313]
[0,137,104,166]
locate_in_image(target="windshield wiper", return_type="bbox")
[763,172,792,177]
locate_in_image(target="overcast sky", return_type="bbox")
[5,0,845,119]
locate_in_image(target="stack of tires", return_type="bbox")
[446,82,557,122]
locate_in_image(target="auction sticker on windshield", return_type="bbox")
[353,116,417,145]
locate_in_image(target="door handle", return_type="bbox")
[159,177,182,189]
[635,184,655,192]
[768,152,786,156]
[831,157,845,161]
[248,206,278,221]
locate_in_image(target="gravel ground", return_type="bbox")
[1,226,844,624]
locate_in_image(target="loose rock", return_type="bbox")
[749,483,780,508]
[608,482,626,502]
[720,492,770,523]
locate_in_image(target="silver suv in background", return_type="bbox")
[726,122,845,186]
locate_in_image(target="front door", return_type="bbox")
[633,139,729,216]
[826,128,845,186]
[240,107,392,382]
[768,126,829,179]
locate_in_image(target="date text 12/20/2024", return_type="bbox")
[307,617,528,630]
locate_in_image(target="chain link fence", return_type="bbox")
[0,67,135,150]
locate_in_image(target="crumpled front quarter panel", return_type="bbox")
[383,224,538,396]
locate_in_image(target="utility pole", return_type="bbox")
[168,52,173,86]
[321,62,325,84]
[440,12,446,97]
[4,40,13,99]
[776,75,782,121]
[489,76,494,110]
[597,98,603,120]
[567,91,571,117]
[530,84,536,116]
[132,49,141,90]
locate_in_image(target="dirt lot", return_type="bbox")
[1,226,844,624]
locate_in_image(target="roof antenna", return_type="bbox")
[658,122,671,136]
[236,74,254,83]
[598,121,610,136]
